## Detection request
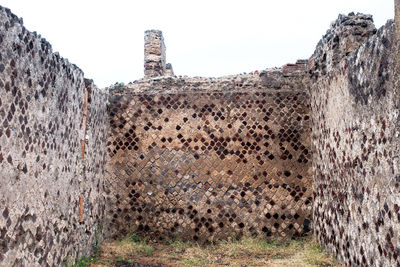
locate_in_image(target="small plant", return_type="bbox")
[145,246,154,256]
[129,233,141,243]
[70,256,95,267]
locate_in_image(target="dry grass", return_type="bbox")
[84,234,343,267]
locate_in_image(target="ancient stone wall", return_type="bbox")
[104,69,313,242]
[310,14,400,267]
[0,6,108,266]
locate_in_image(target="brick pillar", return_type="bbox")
[144,30,166,78]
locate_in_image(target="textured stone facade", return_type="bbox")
[310,14,400,267]
[104,69,313,242]
[0,6,108,266]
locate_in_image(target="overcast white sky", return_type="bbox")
[0,0,395,88]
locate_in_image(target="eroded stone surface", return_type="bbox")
[311,16,400,267]
[309,13,376,80]
[0,6,108,266]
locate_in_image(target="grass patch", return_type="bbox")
[303,239,340,266]
[69,256,97,267]
[103,233,155,258]
[92,235,342,267]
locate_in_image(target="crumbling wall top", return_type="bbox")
[309,13,377,80]
[111,61,309,95]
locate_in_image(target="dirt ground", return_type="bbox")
[74,234,343,267]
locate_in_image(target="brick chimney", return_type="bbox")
[144,30,166,78]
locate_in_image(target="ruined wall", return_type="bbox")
[310,13,400,266]
[104,68,313,242]
[144,30,173,78]
[144,30,167,78]
[0,6,108,266]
